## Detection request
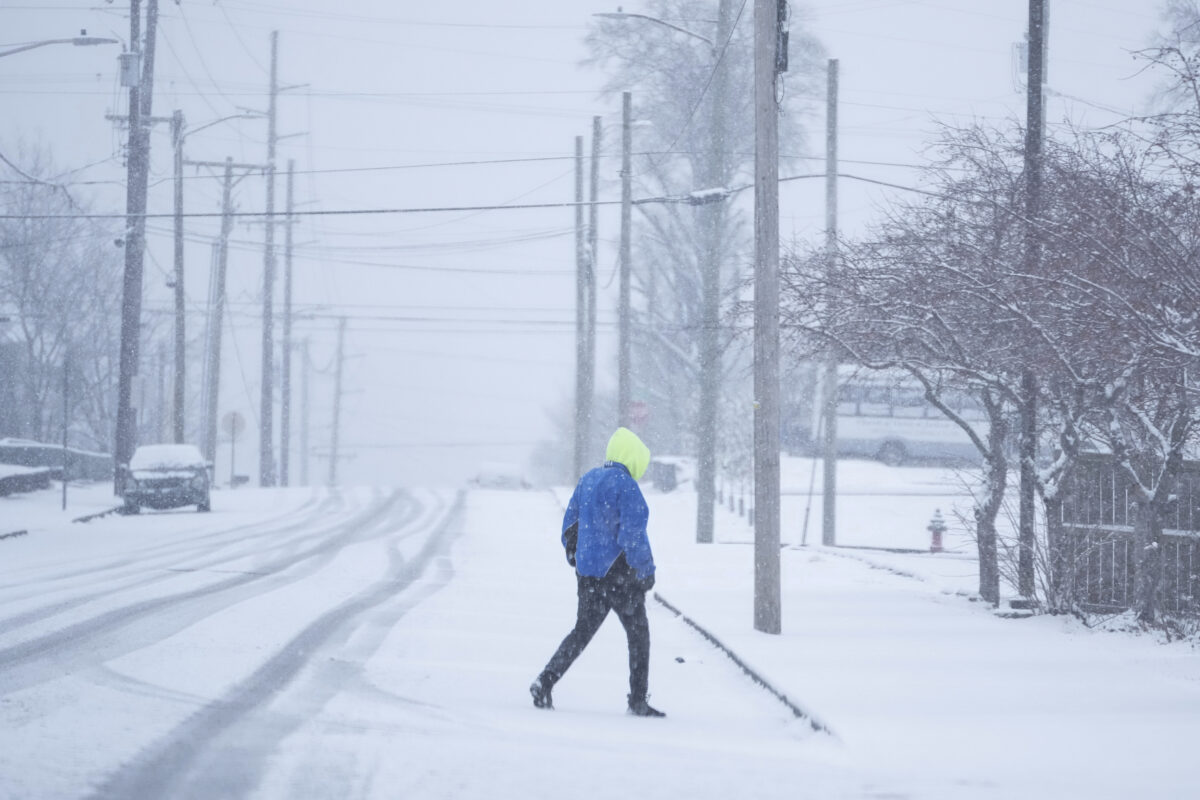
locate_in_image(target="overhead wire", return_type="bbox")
[214,0,270,75]
[177,1,254,118]
[646,0,750,174]
[155,24,226,121]
[0,169,940,221]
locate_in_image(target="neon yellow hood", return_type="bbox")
[605,427,651,481]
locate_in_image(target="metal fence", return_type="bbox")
[0,440,112,481]
[1060,455,1200,615]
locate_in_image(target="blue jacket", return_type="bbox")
[562,428,655,581]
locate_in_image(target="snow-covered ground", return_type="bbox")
[0,460,1197,799]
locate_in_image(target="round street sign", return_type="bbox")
[221,410,245,439]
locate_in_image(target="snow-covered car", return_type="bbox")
[470,462,531,490]
[122,444,211,513]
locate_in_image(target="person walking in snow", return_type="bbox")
[529,427,664,717]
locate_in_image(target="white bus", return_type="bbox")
[784,365,986,466]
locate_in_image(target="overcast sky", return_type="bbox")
[0,0,1166,486]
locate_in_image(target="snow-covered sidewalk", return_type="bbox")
[645,490,1200,800]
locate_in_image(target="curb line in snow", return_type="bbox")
[0,506,121,544]
[653,591,836,737]
[72,506,124,524]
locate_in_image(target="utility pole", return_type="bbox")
[156,340,168,442]
[300,337,310,486]
[329,318,346,487]
[1019,0,1047,599]
[752,0,784,635]
[821,59,839,547]
[260,30,279,488]
[114,0,160,489]
[204,158,234,469]
[171,109,186,444]
[618,92,633,428]
[696,0,736,545]
[585,116,600,444]
[573,135,587,481]
[197,157,263,469]
[61,350,69,510]
[281,159,295,486]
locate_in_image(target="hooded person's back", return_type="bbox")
[562,427,655,582]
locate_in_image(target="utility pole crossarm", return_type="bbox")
[183,160,266,171]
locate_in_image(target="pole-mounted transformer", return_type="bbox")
[775,0,789,74]
[119,51,140,87]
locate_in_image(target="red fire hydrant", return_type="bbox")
[927,509,946,554]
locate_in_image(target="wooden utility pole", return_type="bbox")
[171,109,186,444]
[280,159,295,486]
[573,135,587,481]
[114,0,160,489]
[196,157,263,469]
[260,30,279,487]
[753,0,783,635]
[1019,0,1047,599]
[584,116,600,448]
[821,59,839,547]
[696,0,736,545]
[156,340,168,443]
[329,318,346,487]
[204,158,234,469]
[618,92,633,428]
[61,350,69,510]
[300,337,310,486]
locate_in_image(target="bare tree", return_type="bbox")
[586,0,824,541]
[1038,129,1200,622]
[0,148,123,453]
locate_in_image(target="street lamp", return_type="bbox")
[0,33,119,59]
[593,11,715,47]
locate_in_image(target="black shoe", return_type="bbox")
[530,676,554,709]
[627,695,665,717]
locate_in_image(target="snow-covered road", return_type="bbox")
[0,487,462,798]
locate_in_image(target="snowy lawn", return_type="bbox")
[1,479,125,534]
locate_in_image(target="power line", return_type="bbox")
[213,0,587,30]
[1,170,937,221]
[649,0,750,170]
[156,26,226,121]
[0,151,938,191]
[214,0,269,74]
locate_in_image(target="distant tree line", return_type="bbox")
[0,146,125,454]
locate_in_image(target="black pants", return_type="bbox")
[541,560,650,701]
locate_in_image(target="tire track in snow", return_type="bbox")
[1,491,332,593]
[2,489,344,595]
[0,490,416,696]
[86,490,464,800]
[0,491,340,637]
